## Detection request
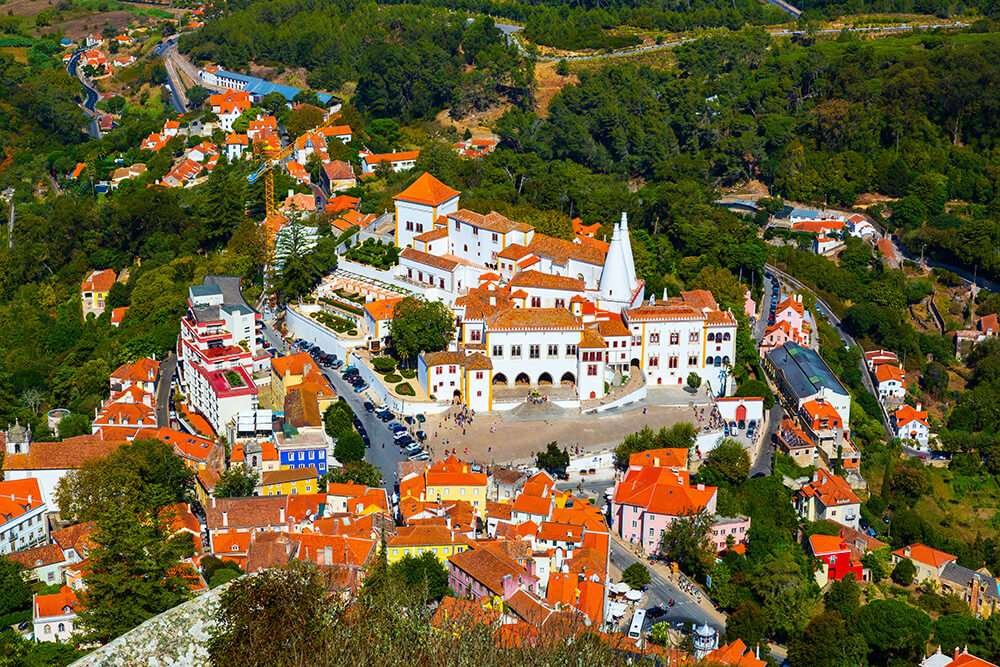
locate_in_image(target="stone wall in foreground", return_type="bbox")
[70,585,226,667]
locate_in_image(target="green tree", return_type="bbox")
[0,557,32,615]
[751,552,817,638]
[824,574,861,618]
[388,297,454,365]
[621,563,651,590]
[686,372,702,390]
[209,561,332,667]
[186,85,211,108]
[55,439,193,523]
[78,502,193,642]
[855,599,931,664]
[334,431,365,463]
[699,439,750,486]
[614,423,697,468]
[862,552,888,582]
[535,441,569,474]
[388,552,450,602]
[55,412,91,438]
[214,467,259,498]
[788,612,868,667]
[649,621,671,645]
[892,557,917,586]
[322,461,382,488]
[323,401,354,440]
[659,511,715,579]
[284,104,326,137]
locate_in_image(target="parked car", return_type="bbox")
[378,411,394,423]
[331,359,343,370]
[408,452,430,461]
[396,435,415,448]
[353,383,368,393]
[363,401,375,413]
[388,422,407,433]
[415,430,427,442]
[403,443,422,455]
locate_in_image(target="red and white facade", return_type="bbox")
[177,278,270,436]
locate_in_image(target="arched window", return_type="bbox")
[722,356,731,365]
[707,332,715,342]
[44,625,51,635]
[722,332,731,341]
[58,623,65,633]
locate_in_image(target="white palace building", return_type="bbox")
[380,173,738,413]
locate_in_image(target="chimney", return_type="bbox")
[27,494,32,505]
[324,546,332,566]
[211,497,216,508]
[696,483,705,491]
[280,507,286,523]
[222,511,229,527]
[916,402,923,412]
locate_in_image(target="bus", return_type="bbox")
[627,608,647,643]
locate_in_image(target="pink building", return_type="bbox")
[710,516,751,553]
[760,294,811,356]
[448,547,538,601]
[611,465,717,555]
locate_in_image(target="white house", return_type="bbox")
[360,149,419,175]
[795,469,861,530]
[0,477,48,555]
[225,133,249,161]
[715,397,764,426]
[894,404,931,449]
[393,173,461,249]
[33,586,79,643]
[874,364,906,402]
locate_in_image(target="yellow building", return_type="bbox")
[267,352,337,412]
[257,467,318,496]
[400,455,489,519]
[80,268,117,318]
[386,525,471,565]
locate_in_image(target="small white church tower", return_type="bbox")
[597,212,642,312]
[4,420,31,455]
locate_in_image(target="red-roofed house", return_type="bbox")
[0,478,48,555]
[360,149,420,175]
[320,160,356,193]
[448,544,538,601]
[81,268,117,317]
[33,586,79,642]
[795,469,861,530]
[363,297,402,345]
[894,403,931,449]
[704,639,766,667]
[110,306,129,327]
[209,90,251,132]
[922,647,999,667]
[808,534,863,584]
[892,543,957,584]
[611,464,717,555]
[874,364,906,401]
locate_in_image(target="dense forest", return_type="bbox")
[180,6,532,120]
[496,28,1000,279]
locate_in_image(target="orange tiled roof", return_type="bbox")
[365,150,420,165]
[400,247,459,272]
[800,469,859,507]
[156,427,214,463]
[389,525,470,548]
[705,639,767,667]
[509,270,585,292]
[488,307,582,332]
[81,268,117,292]
[448,546,530,597]
[449,209,533,235]
[8,543,65,569]
[393,172,460,206]
[895,404,929,428]
[613,466,716,516]
[0,478,44,522]
[801,399,840,422]
[579,327,606,349]
[527,233,605,266]
[511,493,552,518]
[892,543,956,568]
[808,533,849,556]
[875,364,905,383]
[2,435,126,471]
[34,586,79,619]
[413,227,449,243]
[51,522,95,556]
[364,297,402,322]
[628,448,688,469]
[775,296,804,316]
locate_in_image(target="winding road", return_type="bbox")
[512,21,967,63]
[66,50,102,139]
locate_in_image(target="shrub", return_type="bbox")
[400,368,416,379]
[383,373,402,383]
[892,558,917,586]
[621,563,651,589]
[372,356,397,373]
[395,382,415,396]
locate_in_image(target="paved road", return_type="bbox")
[156,353,177,427]
[766,263,892,437]
[157,36,190,112]
[319,365,406,497]
[66,51,101,139]
[751,401,783,477]
[514,21,967,62]
[608,538,725,633]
